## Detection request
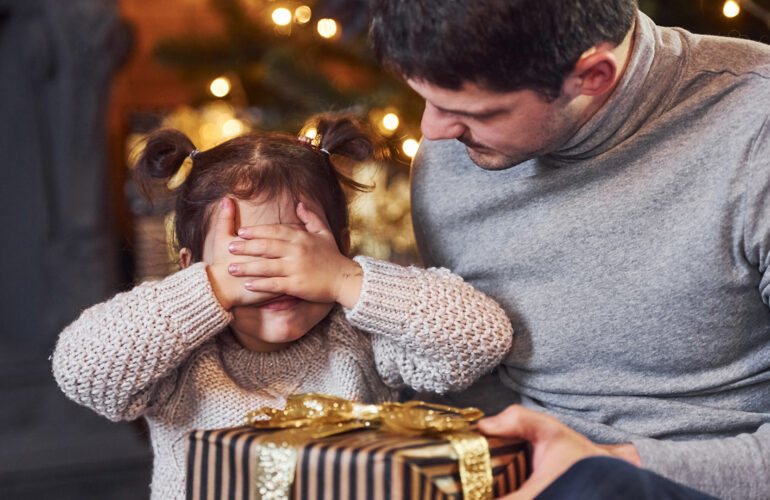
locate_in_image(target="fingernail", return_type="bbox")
[244,281,253,289]
[237,228,246,236]
[228,242,241,253]
[228,264,239,275]
[221,198,227,208]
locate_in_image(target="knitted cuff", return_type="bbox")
[344,255,424,337]
[158,263,232,347]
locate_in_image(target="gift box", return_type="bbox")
[186,395,530,500]
[187,427,529,500]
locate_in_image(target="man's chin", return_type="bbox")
[465,146,527,171]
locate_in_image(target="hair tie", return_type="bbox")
[319,148,331,157]
[189,149,200,160]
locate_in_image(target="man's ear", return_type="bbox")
[563,46,618,98]
[179,248,193,269]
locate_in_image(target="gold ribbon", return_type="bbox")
[243,393,493,500]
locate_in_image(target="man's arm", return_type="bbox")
[632,426,770,499]
[478,405,763,500]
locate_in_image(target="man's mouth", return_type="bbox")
[457,135,488,150]
[257,295,301,311]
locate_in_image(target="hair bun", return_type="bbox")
[135,129,197,180]
[315,115,384,162]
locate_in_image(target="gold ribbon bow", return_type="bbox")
[243,393,493,500]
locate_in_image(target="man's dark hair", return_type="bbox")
[370,0,638,99]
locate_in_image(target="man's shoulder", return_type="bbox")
[415,138,467,162]
[675,28,770,81]
[412,138,471,178]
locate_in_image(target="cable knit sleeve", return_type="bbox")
[51,263,232,422]
[344,255,513,394]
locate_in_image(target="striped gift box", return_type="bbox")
[187,426,530,500]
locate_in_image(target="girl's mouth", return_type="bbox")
[257,295,301,311]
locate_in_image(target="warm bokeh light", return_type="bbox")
[209,77,231,98]
[199,123,220,144]
[382,113,399,131]
[295,6,312,24]
[723,0,740,18]
[317,18,338,38]
[303,127,318,139]
[402,139,419,158]
[222,119,244,138]
[272,7,292,26]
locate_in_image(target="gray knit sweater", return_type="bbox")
[51,256,512,500]
[410,11,770,500]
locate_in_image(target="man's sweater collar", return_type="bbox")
[548,11,679,163]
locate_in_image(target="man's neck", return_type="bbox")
[579,20,637,124]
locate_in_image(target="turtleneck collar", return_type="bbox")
[546,12,677,163]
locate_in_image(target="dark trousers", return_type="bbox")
[536,456,719,500]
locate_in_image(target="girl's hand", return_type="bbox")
[205,198,280,310]
[228,202,364,309]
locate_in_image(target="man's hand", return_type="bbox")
[228,202,363,309]
[204,198,279,310]
[478,405,641,499]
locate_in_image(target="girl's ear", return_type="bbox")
[179,248,193,269]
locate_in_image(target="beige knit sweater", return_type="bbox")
[52,255,513,500]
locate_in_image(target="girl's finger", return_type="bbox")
[229,238,292,258]
[237,224,298,241]
[296,202,331,235]
[229,259,286,278]
[236,290,281,306]
[244,277,287,294]
[215,197,237,238]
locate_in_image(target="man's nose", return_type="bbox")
[420,103,465,141]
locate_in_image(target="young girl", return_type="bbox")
[51,115,513,500]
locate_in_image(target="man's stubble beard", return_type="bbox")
[463,96,583,171]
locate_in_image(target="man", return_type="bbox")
[370,1,770,499]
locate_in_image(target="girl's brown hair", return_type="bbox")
[134,115,380,262]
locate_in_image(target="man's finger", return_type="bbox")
[477,405,555,443]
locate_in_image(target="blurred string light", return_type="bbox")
[402,139,419,158]
[222,119,244,138]
[303,127,317,139]
[295,6,312,24]
[732,0,770,28]
[723,0,740,18]
[209,77,231,98]
[272,7,292,26]
[382,113,399,131]
[317,18,338,38]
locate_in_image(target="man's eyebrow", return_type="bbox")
[432,103,505,118]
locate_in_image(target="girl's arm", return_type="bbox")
[232,203,513,394]
[51,263,232,421]
[345,256,513,393]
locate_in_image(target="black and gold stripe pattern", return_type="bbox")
[187,427,530,500]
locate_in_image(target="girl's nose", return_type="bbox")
[420,103,466,141]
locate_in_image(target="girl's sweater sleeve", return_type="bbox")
[344,256,513,394]
[51,263,232,422]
